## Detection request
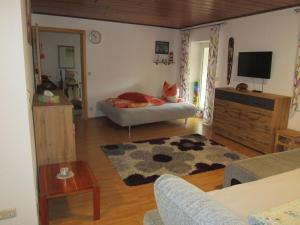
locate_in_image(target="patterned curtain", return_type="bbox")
[179,31,191,102]
[203,25,220,125]
[292,38,300,111]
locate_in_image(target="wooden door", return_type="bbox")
[32,26,42,85]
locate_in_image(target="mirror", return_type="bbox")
[58,45,75,68]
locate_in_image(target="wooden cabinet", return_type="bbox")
[33,91,76,165]
[274,129,300,152]
[213,88,291,154]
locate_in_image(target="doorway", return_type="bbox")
[189,41,209,115]
[32,27,88,119]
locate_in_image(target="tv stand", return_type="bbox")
[213,88,291,154]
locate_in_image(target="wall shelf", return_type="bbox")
[153,60,175,65]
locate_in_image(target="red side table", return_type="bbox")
[39,161,100,225]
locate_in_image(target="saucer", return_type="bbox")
[56,171,74,180]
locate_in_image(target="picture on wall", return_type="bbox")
[155,41,169,54]
[58,45,75,68]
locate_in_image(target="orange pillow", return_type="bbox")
[118,92,148,103]
[163,81,177,97]
[163,81,177,102]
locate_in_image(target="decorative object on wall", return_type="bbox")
[153,52,175,65]
[155,41,169,54]
[179,31,191,102]
[58,45,75,68]
[292,38,300,111]
[89,30,102,44]
[25,0,32,45]
[227,37,234,85]
[168,51,174,64]
[203,25,220,125]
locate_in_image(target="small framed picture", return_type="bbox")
[155,41,169,54]
[58,46,75,68]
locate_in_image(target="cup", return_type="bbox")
[60,167,69,176]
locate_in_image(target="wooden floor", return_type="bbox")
[48,117,259,225]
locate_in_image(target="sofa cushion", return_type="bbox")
[154,174,247,225]
[118,92,148,103]
[223,148,300,187]
[162,81,178,103]
[248,198,300,225]
[210,168,300,221]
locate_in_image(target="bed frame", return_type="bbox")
[99,101,196,137]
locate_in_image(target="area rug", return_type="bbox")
[101,134,247,186]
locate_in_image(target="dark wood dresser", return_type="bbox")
[213,87,291,154]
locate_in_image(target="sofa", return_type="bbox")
[224,148,300,187]
[99,100,196,136]
[144,168,300,225]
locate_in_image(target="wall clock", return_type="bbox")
[89,30,102,44]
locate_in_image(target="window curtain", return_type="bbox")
[292,38,300,111]
[203,25,220,125]
[179,31,191,102]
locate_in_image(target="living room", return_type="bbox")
[1,1,300,225]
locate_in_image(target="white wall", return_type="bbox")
[191,8,300,130]
[0,0,38,225]
[32,14,180,117]
[190,27,211,42]
[40,32,82,86]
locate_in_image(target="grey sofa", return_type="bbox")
[144,168,300,225]
[99,100,196,136]
[223,148,300,187]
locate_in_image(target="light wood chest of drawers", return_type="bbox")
[213,88,291,154]
[33,91,76,165]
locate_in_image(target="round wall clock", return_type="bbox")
[89,30,102,44]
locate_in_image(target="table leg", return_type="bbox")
[274,134,280,152]
[93,186,100,220]
[39,195,49,225]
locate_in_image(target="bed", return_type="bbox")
[99,100,196,136]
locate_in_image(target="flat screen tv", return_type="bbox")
[237,51,272,79]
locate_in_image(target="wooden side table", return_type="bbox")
[39,161,100,225]
[274,129,300,152]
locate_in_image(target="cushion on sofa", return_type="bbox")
[118,92,148,103]
[248,198,300,225]
[223,148,300,187]
[162,81,178,103]
[154,174,247,225]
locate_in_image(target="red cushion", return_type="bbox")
[118,92,148,103]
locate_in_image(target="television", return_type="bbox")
[237,51,272,79]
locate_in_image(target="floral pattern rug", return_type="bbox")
[101,134,247,186]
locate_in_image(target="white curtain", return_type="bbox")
[203,25,220,125]
[179,30,191,102]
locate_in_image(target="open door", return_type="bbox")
[32,26,42,86]
[31,26,88,119]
